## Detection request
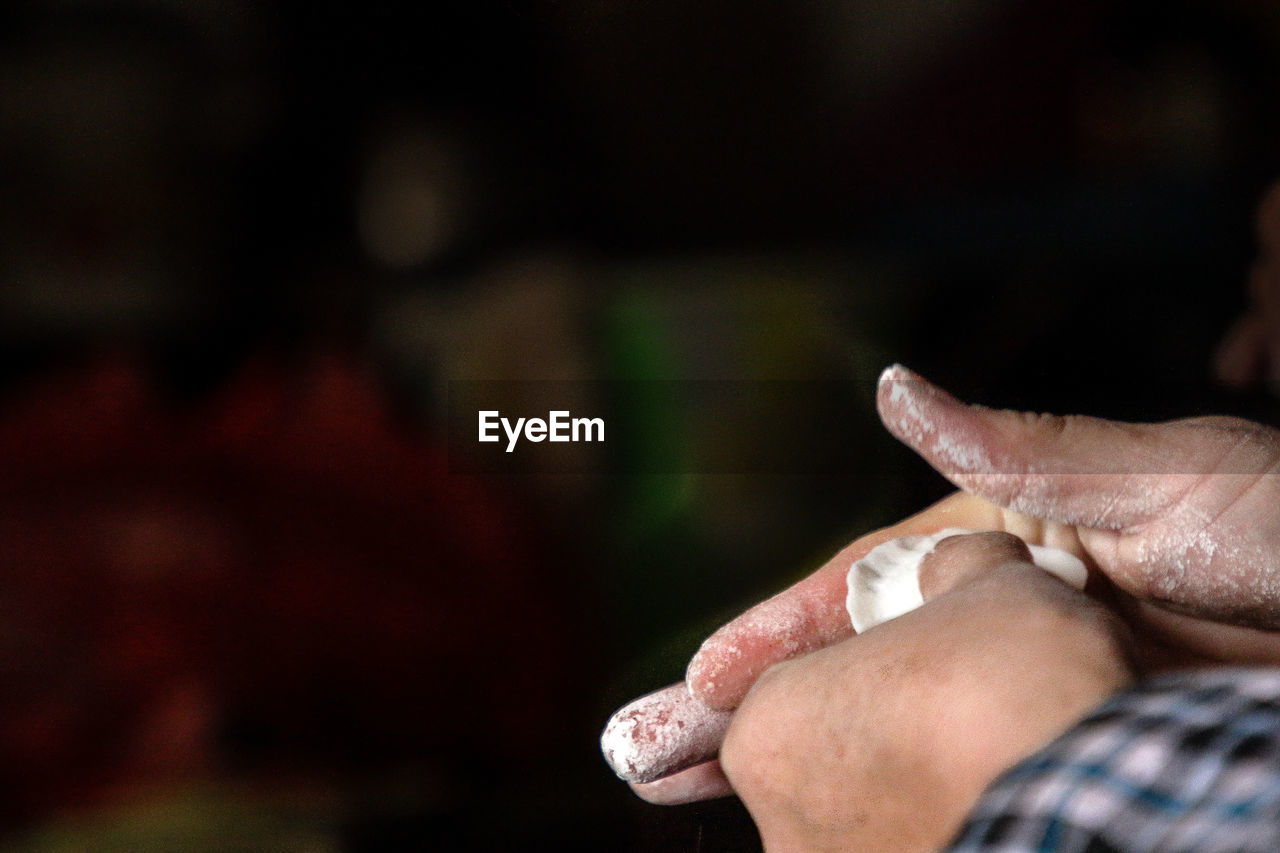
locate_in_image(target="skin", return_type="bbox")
[632,491,1035,804]
[630,367,1280,843]
[722,533,1134,852]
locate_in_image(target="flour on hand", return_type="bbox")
[600,682,733,784]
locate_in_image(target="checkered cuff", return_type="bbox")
[945,668,1280,853]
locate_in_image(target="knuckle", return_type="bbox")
[719,665,794,788]
[967,530,1032,555]
[921,532,1034,596]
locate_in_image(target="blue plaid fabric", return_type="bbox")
[945,668,1280,853]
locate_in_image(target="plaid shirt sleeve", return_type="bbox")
[944,668,1280,853]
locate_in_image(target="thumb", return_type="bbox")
[875,364,1280,531]
[917,531,1033,601]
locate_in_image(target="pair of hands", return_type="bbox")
[628,365,1280,852]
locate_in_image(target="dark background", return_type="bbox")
[1,0,1279,849]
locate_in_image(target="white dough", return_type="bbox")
[845,528,1087,633]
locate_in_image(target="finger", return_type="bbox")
[918,531,1032,600]
[685,491,1008,710]
[600,682,733,784]
[876,364,1280,530]
[630,759,735,805]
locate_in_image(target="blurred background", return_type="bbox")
[1,0,1280,849]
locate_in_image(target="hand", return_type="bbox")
[630,489,1083,804]
[650,366,1280,802]
[874,365,1280,642]
[720,532,1135,852]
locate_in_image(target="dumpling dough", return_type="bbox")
[845,528,1088,633]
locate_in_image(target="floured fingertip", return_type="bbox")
[600,682,734,784]
[876,365,1001,479]
[878,363,918,385]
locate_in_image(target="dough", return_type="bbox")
[845,528,1087,633]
